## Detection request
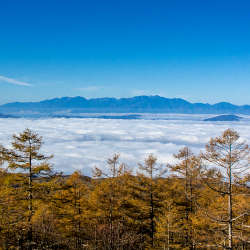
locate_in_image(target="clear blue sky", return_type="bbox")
[0,0,250,105]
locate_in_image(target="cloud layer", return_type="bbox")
[0,116,249,175]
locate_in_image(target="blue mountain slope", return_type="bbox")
[0,96,250,115]
[204,115,242,121]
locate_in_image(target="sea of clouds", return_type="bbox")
[0,115,249,176]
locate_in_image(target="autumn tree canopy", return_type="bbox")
[0,128,248,250]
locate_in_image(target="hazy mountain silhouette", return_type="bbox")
[204,115,242,121]
[0,96,249,116]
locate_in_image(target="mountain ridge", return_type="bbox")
[1,95,250,115]
[204,115,242,122]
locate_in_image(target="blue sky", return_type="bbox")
[0,0,250,105]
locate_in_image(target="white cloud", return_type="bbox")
[0,75,32,86]
[0,116,249,176]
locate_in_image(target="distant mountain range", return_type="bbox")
[204,115,242,122]
[0,96,249,117]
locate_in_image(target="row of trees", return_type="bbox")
[0,128,249,249]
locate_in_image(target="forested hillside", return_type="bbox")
[0,129,249,249]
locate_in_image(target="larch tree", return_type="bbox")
[167,147,202,249]
[2,128,53,249]
[136,154,166,248]
[91,154,133,249]
[52,170,89,249]
[201,129,249,249]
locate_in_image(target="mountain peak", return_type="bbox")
[0,96,249,116]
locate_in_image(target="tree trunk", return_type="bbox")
[150,190,154,247]
[228,144,233,250]
[28,149,33,250]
